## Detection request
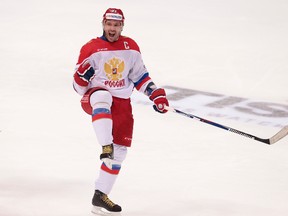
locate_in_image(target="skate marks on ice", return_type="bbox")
[91,206,122,216]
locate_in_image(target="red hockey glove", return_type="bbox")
[74,60,95,86]
[149,88,169,114]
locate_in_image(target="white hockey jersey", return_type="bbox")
[73,35,152,98]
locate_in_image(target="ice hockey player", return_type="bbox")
[72,8,169,214]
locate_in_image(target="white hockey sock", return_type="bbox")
[90,90,113,146]
[95,144,127,194]
[92,114,113,145]
[95,168,118,194]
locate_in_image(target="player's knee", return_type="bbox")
[90,90,112,110]
[113,144,127,163]
[100,145,127,174]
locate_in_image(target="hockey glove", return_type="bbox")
[74,59,95,86]
[149,88,169,113]
[100,144,114,169]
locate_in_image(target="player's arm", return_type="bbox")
[73,43,96,95]
[128,45,169,113]
[134,73,169,114]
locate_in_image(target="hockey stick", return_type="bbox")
[165,106,288,145]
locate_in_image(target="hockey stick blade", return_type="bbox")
[268,125,288,144]
[165,106,288,145]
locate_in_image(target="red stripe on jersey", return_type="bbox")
[135,76,151,90]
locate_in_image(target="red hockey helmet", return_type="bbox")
[103,8,125,24]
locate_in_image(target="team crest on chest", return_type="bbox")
[104,57,125,81]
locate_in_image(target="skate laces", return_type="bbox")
[101,194,115,208]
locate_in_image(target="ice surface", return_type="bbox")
[1,0,288,215]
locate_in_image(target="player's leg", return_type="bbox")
[89,89,113,146]
[81,91,133,213]
[83,89,121,212]
[92,97,134,213]
[92,144,127,212]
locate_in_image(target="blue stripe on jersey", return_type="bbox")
[134,72,149,87]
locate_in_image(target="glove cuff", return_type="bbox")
[74,72,89,87]
[149,88,166,101]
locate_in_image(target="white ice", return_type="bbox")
[1,0,288,215]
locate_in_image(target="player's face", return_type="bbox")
[103,20,123,42]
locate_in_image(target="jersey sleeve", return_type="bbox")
[73,40,94,95]
[126,42,155,94]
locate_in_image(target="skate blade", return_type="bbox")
[91,206,122,216]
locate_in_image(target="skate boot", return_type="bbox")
[92,190,122,214]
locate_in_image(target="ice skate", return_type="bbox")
[91,190,122,216]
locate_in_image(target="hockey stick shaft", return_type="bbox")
[165,106,288,145]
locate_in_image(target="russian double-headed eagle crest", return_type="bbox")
[104,57,125,81]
